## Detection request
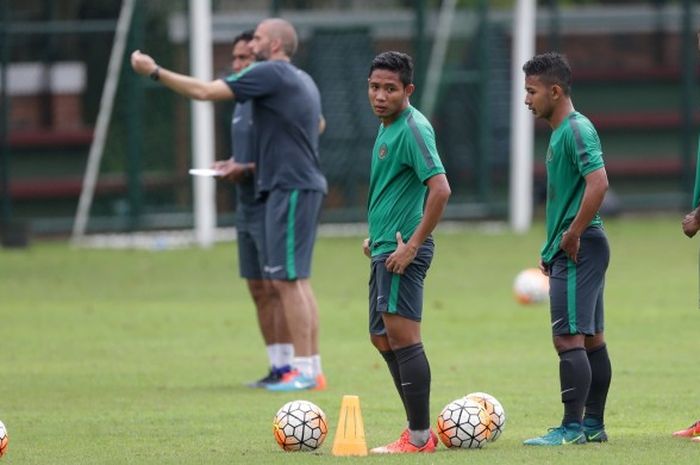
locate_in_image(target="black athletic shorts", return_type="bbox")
[368,236,434,335]
[263,189,323,281]
[548,226,610,336]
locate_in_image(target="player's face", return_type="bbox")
[231,40,254,73]
[524,75,555,121]
[251,24,273,61]
[368,69,415,125]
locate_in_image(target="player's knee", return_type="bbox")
[370,334,390,352]
[585,333,606,351]
[247,279,268,301]
[553,335,584,353]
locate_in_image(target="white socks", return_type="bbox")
[266,343,295,370]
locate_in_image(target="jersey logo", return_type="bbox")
[378,143,389,159]
[546,147,553,163]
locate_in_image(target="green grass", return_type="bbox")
[1,215,699,464]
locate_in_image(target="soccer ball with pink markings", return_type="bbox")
[0,420,8,457]
[273,400,328,452]
[465,392,506,441]
[513,268,549,304]
[436,397,491,449]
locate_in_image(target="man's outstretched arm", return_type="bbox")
[131,50,234,101]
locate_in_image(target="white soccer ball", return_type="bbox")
[464,392,506,442]
[436,397,491,449]
[0,420,8,457]
[273,400,328,452]
[513,268,549,304]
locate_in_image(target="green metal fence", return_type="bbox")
[1,0,698,237]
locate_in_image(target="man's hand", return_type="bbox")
[560,229,581,263]
[362,238,371,258]
[131,50,157,76]
[384,232,417,275]
[213,159,250,183]
[682,210,700,238]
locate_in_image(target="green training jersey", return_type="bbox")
[693,134,700,209]
[541,111,605,263]
[367,106,446,257]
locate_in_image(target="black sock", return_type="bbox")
[395,342,431,431]
[584,344,611,425]
[380,350,407,420]
[559,347,591,426]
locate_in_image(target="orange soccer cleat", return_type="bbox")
[312,373,327,391]
[370,429,437,454]
[673,420,700,438]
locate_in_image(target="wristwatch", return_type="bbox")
[150,66,160,81]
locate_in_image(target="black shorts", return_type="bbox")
[548,226,610,336]
[263,189,324,281]
[368,237,434,335]
[235,205,265,280]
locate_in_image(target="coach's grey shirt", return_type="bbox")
[230,100,260,212]
[224,60,327,197]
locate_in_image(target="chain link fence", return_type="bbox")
[1,0,698,236]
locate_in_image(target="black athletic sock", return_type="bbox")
[395,342,431,431]
[584,344,612,424]
[380,350,407,420]
[559,347,591,426]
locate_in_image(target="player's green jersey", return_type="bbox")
[541,111,605,263]
[367,106,446,257]
[693,134,700,209]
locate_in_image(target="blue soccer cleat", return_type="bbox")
[266,372,317,392]
[582,418,608,443]
[523,423,586,446]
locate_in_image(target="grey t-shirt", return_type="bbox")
[224,61,327,196]
[230,100,259,210]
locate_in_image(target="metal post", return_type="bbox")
[680,0,695,202]
[0,0,11,231]
[548,0,560,51]
[189,0,216,247]
[126,0,144,231]
[509,0,536,233]
[39,0,56,129]
[477,0,491,203]
[420,0,457,120]
[412,0,427,103]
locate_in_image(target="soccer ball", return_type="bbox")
[273,400,328,452]
[0,420,8,457]
[513,268,549,304]
[436,397,491,449]
[464,392,506,442]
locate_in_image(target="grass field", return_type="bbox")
[1,215,699,464]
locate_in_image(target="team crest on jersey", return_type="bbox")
[378,143,389,159]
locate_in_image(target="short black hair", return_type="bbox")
[369,51,414,87]
[522,52,572,95]
[233,29,254,47]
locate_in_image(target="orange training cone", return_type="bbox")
[331,395,368,456]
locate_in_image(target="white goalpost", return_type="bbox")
[509,0,537,234]
[188,0,217,248]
